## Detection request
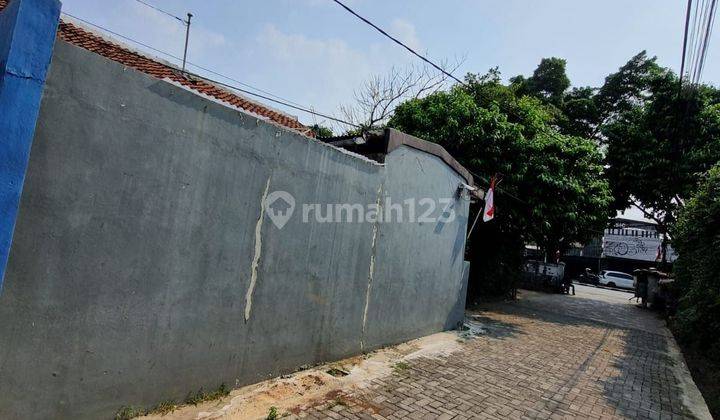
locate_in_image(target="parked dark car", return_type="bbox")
[577,268,599,285]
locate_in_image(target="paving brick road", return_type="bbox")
[288,285,711,419]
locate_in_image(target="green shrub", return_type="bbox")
[672,164,720,361]
[266,406,279,420]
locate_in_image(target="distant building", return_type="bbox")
[563,211,676,278]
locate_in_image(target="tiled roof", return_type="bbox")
[0,0,312,136]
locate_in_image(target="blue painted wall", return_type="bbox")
[0,0,61,289]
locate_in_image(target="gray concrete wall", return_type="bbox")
[0,41,469,419]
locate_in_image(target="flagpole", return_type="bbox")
[466,209,482,241]
[467,174,497,240]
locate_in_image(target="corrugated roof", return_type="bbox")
[0,0,313,136]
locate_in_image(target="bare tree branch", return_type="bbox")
[338,58,465,132]
[629,197,665,226]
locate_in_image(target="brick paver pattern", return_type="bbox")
[289,286,697,419]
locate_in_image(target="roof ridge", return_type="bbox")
[0,0,313,136]
[57,20,313,136]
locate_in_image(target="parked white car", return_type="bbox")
[598,270,635,289]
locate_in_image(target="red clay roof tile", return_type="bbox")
[0,0,313,136]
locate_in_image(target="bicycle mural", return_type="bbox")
[602,231,677,262]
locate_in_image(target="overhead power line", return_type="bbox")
[62,12,182,60]
[464,168,527,204]
[186,73,361,127]
[686,0,704,79]
[131,1,193,72]
[681,0,718,85]
[331,0,466,86]
[63,12,307,110]
[694,0,718,84]
[133,0,185,23]
[59,12,359,128]
[690,0,710,83]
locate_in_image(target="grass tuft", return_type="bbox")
[114,383,231,419]
[115,406,145,420]
[184,383,231,406]
[266,406,279,420]
[392,361,410,374]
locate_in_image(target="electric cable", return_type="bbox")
[59,12,357,128]
[694,0,718,84]
[133,0,185,24]
[331,0,466,86]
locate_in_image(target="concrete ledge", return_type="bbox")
[384,128,473,186]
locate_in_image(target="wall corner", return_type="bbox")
[0,0,61,289]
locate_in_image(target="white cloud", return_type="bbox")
[259,24,368,67]
[254,22,430,129]
[123,2,227,62]
[61,0,426,130]
[255,24,393,126]
[389,18,421,51]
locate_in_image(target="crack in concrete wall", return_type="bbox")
[360,184,384,351]
[244,176,271,322]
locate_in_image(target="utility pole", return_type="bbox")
[182,12,193,73]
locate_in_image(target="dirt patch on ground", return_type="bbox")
[139,332,462,420]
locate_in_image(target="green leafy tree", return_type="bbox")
[527,57,571,103]
[672,164,720,360]
[520,130,610,255]
[594,51,662,126]
[389,74,610,296]
[603,64,720,236]
[556,87,600,138]
[310,124,333,138]
[513,52,661,141]
[511,58,571,105]
[509,52,720,251]
[510,58,602,140]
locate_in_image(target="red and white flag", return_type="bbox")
[483,176,495,222]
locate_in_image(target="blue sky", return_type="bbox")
[58,0,718,128]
